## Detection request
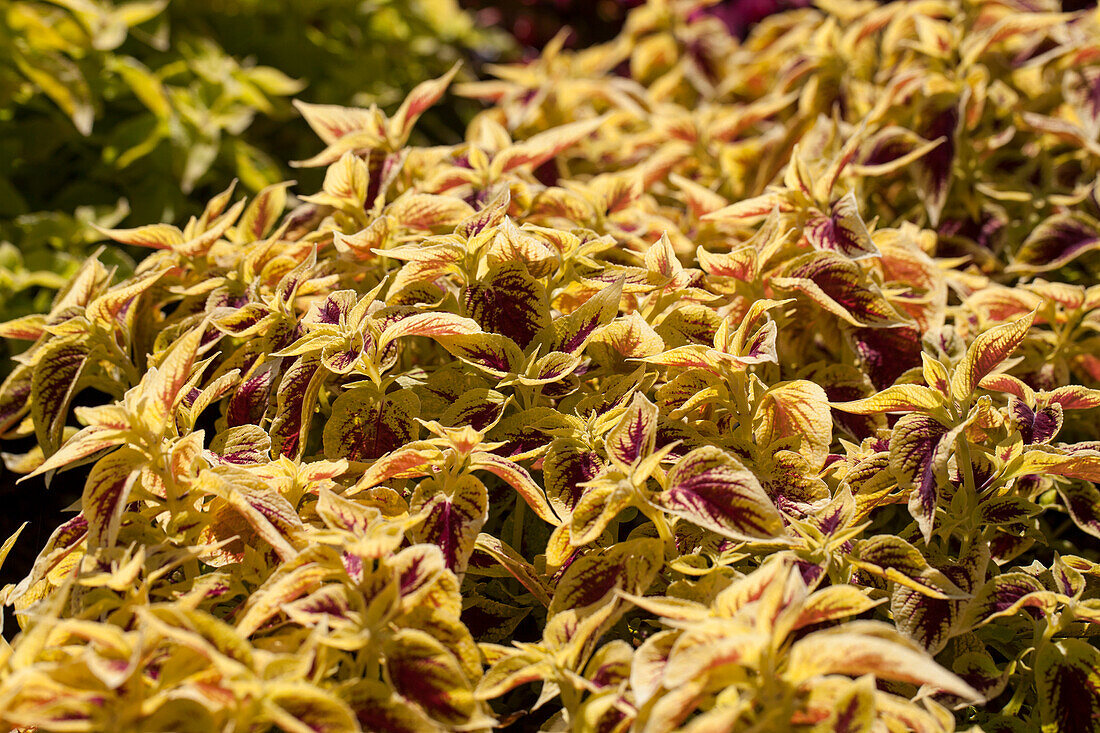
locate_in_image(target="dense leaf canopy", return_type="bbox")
[1,1,1100,731]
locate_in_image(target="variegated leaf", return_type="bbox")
[31,337,90,455]
[552,280,623,354]
[793,586,884,631]
[235,560,333,636]
[323,388,419,462]
[83,448,144,548]
[269,354,324,459]
[772,253,906,328]
[464,262,550,349]
[347,681,442,733]
[852,535,964,599]
[1055,481,1100,539]
[237,181,292,242]
[491,116,608,176]
[435,333,525,376]
[384,629,479,726]
[411,475,488,578]
[388,192,475,230]
[604,392,658,469]
[570,484,633,547]
[390,62,461,142]
[265,682,359,733]
[788,625,980,701]
[889,413,950,541]
[1010,398,1062,445]
[950,311,1035,402]
[651,446,784,541]
[805,193,879,260]
[832,384,943,414]
[470,452,559,525]
[914,102,959,226]
[1009,213,1100,274]
[377,312,482,352]
[1035,639,1100,733]
[754,380,832,471]
[549,537,662,616]
[961,572,1058,628]
[544,439,605,520]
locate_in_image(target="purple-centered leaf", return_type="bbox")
[1035,639,1100,733]
[891,560,975,654]
[464,262,550,349]
[0,363,32,435]
[1009,213,1100,274]
[890,413,950,541]
[8,513,89,604]
[978,496,1040,526]
[1011,398,1062,445]
[410,475,488,579]
[269,354,323,459]
[952,652,1013,704]
[755,449,830,515]
[304,290,357,327]
[805,193,879,259]
[549,537,662,616]
[440,389,506,431]
[227,360,281,427]
[915,102,959,226]
[850,325,922,390]
[322,388,419,462]
[605,392,658,468]
[1055,481,1100,539]
[652,446,784,541]
[436,333,525,375]
[553,280,623,354]
[544,439,605,519]
[962,573,1051,627]
[773,252,906,329]
[384,629,477,726]
[31,338,90,455]
[83,448,144,548]
[754,380,832,471]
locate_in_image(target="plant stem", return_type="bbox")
[511,493,526,555]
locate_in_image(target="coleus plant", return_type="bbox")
[1,0,1100,731]
[0,0,509,337]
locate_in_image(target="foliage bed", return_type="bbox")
[0,0,507,325]
[2,0,1100,730]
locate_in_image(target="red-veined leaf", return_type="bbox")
[322,388,419,462]
[464,262,550,349]
[411,475,488,579]
[1035,639,1100,733]
[950,311,1035,402]
[651,446,784,541]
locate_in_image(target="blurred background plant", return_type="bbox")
[0,0,511,337]
[459,0,813,53]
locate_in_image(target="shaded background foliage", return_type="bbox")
[0,0,510,327]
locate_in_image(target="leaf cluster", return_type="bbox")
[0,0,509,327]
[1,1,1100,731]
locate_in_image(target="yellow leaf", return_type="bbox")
[832,384,944,414]
[950,311,1035,402]
[754,380,832,471]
